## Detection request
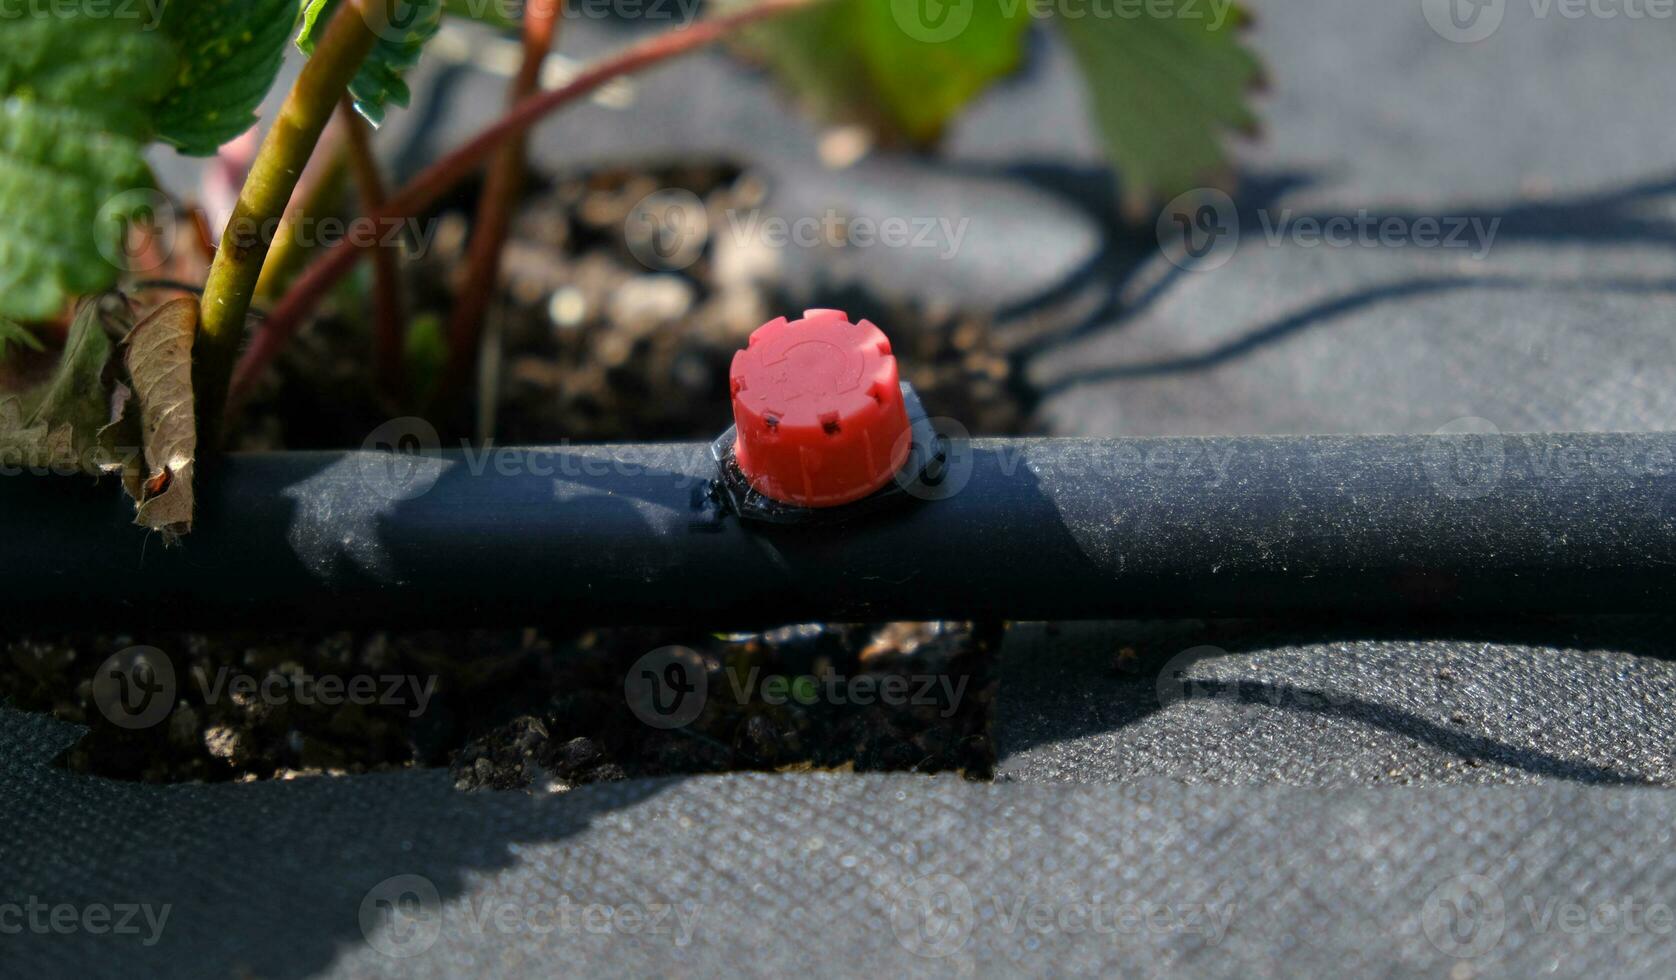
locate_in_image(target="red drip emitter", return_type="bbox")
[710,310,946,524]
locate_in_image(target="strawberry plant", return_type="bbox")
[0,0,1261,539]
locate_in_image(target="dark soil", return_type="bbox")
[450,622,1002,792]
[237,161,1029,449]
[0,161,1032,788]
[1,623,1000,787]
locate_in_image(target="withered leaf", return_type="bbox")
[0,301,117,475]
[119,297,198,539]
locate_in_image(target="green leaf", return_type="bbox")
[0,4,304,322]
[0,318,45,358]
[299,0,444,126]
[153,0,302,155]
[0,300,118,475]
[1053,0,1262,201]
[442,0,517,29]
[720,0,1032,145]
[0,14,177,320]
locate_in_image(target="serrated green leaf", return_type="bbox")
[299,0,443,126]
[153,0,301,155]
[0,300,117,475]
[0,14,177,320]
[1053,1,1261,201]
[720,0,1032,145]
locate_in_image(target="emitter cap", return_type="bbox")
[728,310,911,507]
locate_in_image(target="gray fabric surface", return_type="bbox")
[6,703,1676,979]
[997,619,1676,787]
[1026,1,1676,437]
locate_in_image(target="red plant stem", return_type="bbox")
[228,0,816,410]
[440,0,564,404]
[340,97,408,400]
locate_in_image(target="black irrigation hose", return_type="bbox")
[2,431,1674,629]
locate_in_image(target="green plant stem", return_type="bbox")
[440,0,564,405]
[195,0,387,446]
[339,97,407,401]
[228,0,820,413]
[253,116,351,302]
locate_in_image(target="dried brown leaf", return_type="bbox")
[0,301,118,475]
[121,297,198,539]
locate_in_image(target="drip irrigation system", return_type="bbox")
[8,310,1675,630]
[3,429,1673,630]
